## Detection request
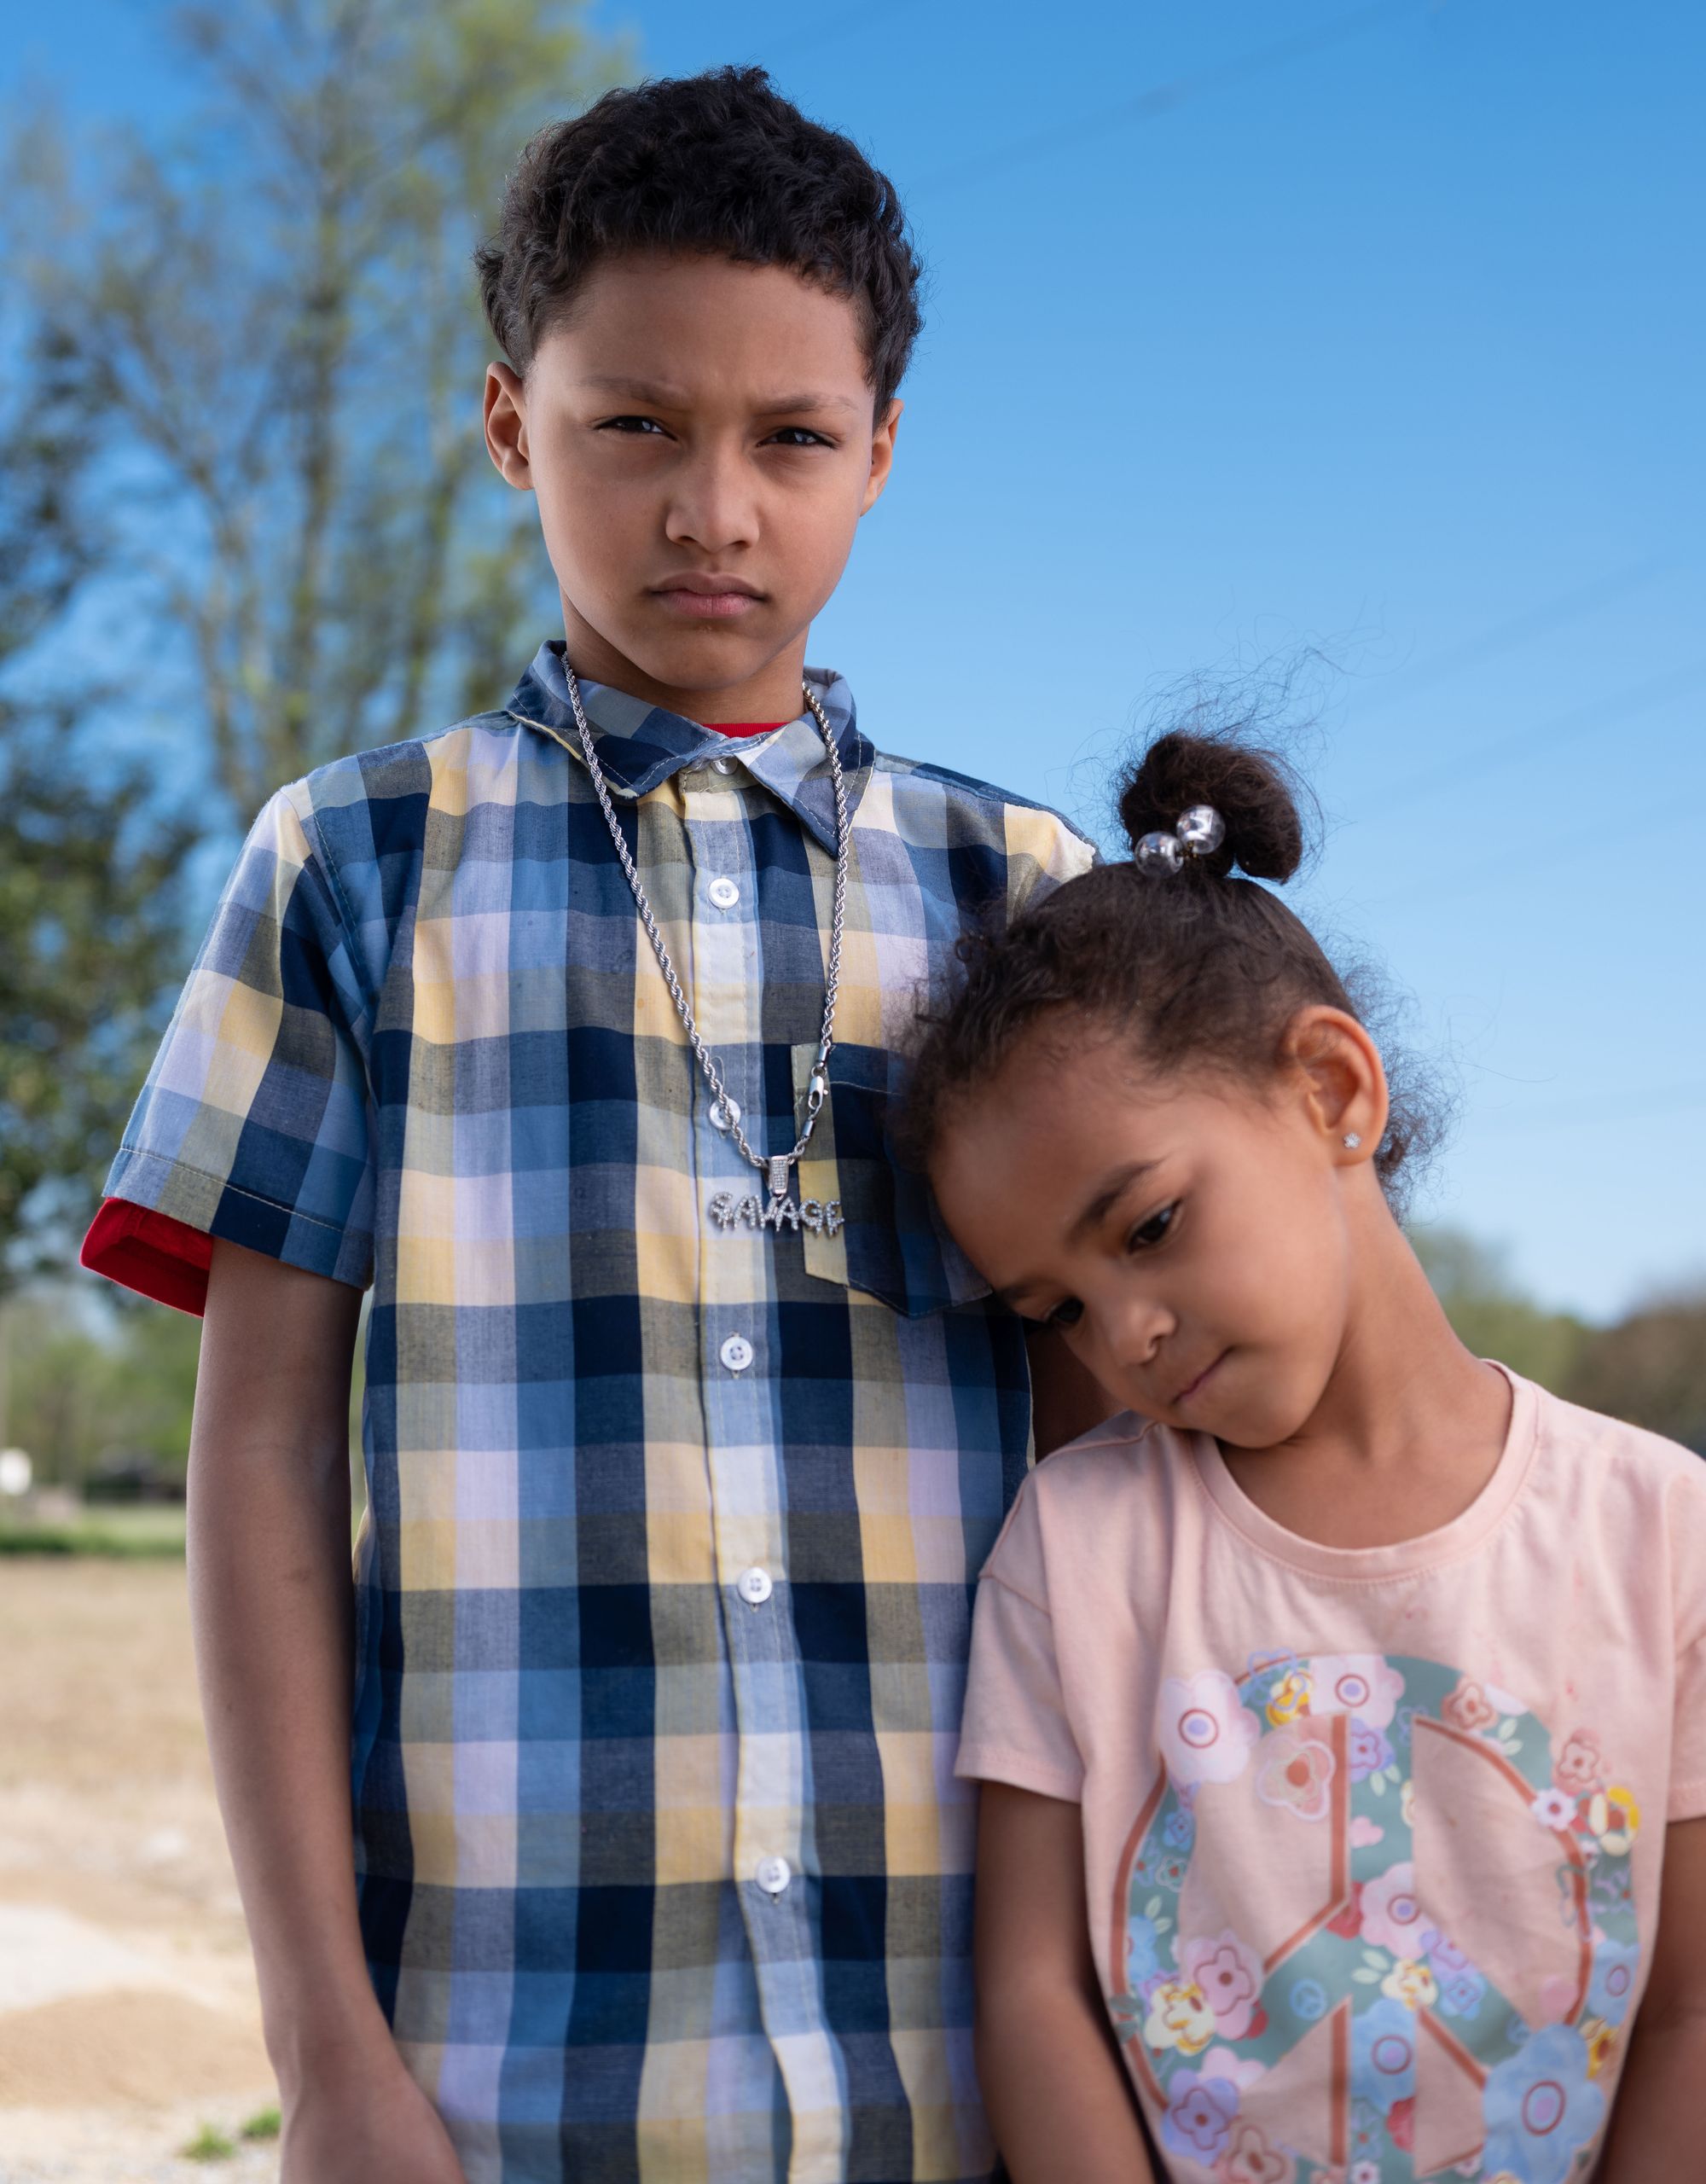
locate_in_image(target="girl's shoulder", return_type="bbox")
[1519,1374,1706,1626]
[1030,1409,1195,1506]
[1520,1380,1706,1822]
[983,1412,1194,1599]
[1523,1373,1704,1504]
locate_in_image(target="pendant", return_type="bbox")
[709,1190,844,1236]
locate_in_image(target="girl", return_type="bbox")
[904,733,1706,2182]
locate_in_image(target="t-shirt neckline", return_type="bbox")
[1190,1365,1539,1583]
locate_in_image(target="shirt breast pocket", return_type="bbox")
[792,1042,991,1319]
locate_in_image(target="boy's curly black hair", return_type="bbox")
[476,66,923,410]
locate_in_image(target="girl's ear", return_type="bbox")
[1276,1006,1389,1167]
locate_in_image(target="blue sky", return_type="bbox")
[6,0,1703,1318]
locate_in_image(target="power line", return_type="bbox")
[1363,799,1695,912]
[1472,1083,1706,1136]
[1369,657,1706,807]
[748,0,921,72]
[910,0,1419,196]
[1350,556,1681,717]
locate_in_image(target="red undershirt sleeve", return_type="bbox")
[80,1199,216,1317]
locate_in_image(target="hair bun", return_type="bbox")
[1117,730,1305,883]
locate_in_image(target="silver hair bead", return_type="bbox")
[1135,831,1186,875]
[1176,804,1227,856]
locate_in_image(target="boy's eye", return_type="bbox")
[766,426,832,449]
[1129,1203,1179,1252]
[1046,1297,1084,1330]
[599,415,669,436]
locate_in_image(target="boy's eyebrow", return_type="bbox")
[755,390,865,416]
[577,373,863,415]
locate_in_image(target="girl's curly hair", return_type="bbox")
[904,727,1445,1206]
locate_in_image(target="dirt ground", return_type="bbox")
[0,1561,280,2181]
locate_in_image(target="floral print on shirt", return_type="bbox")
[1108,1653,1639,2182]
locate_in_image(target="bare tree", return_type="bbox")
[0,0,624,1287]
[9,0,624,818]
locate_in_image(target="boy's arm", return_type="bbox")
[191,1240,467,2184]
[1598,1815,1706,2178]
[973,1782,1156,2182]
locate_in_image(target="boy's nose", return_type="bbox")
[664,448,759,555]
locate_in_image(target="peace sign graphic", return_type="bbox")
[1107,1652,1639,2182]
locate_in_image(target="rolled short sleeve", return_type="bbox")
[88,787,375,1308]
[955,1483,1084,1801]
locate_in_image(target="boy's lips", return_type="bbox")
[652,575,764,619]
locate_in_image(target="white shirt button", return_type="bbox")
[708,875,740,909]
[736,1565,774,1606]
[711,755,739,775]
[756,1856,792,1896]
[710,1095,740,1131]
[719,1333,754,1374]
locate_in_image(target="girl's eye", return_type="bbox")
[767,427,832,448]
[1046,1297,1084,1330]
[1129,1203,1179,1252]
[599,415,668,436]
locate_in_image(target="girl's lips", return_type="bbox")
[653,586,762,619]
[1175,1352,1227,1408]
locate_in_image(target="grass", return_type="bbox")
[181,2123,237,2161]
[0,1505,187,1558]
[177,2105,279,2163]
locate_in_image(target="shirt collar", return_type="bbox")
[504,640,874,856]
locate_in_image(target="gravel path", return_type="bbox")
[0,1562,279,2181]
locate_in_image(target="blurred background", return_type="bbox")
[0,0,1700,2173]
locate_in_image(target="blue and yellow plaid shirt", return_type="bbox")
[94,644,1096,2184]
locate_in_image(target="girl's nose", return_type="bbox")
[1106,1290,1175,1376]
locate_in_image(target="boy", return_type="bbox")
[84,67,1100,2184]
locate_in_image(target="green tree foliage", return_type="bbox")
[0,346,198,1290]
[1,1291,203,1484]
[1411,1225,1588,1394]
[1567,1292,1706,1455]
[1415,1224,1706,1455]
[0,750,197,1288]
[9,0,624,819]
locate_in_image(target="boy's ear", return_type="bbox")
[485,363,532,490]
[1277,1006,1390,1170]
[860,398,902,516]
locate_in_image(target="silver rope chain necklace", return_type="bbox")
[560,659,847,1240]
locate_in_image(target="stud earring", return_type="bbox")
[1342,1132,1362,1151]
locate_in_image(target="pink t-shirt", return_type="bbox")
[956,1371,1706,2183]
